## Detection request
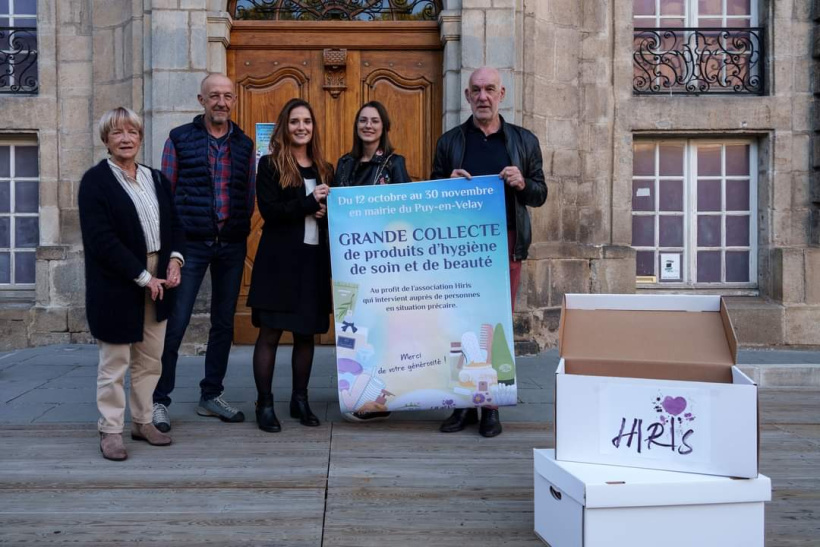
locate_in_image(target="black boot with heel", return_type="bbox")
[290,392,320,427]
[256,394,281,433]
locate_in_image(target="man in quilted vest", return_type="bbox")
[152,74,256,432]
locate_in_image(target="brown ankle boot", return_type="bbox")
[100,432,127,461]
[131,422,172,446]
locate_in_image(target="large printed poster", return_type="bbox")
[327,176,517,413]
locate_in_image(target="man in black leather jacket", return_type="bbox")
[432,66,547,438]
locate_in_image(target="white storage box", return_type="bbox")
[534,449,771,547]
[555,294,759,478]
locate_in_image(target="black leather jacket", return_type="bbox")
[333,152,411,187]
[431,116,547,260]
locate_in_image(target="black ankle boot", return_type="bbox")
[290,392,320,427]
[255,394,280,433]
[439,407,478,433]
[479,408,503,438]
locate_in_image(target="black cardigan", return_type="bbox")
[246,156,332,314]
[78,160,185,343]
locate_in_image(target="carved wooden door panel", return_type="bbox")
[229,23,442,345]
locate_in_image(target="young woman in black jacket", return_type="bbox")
[333,101,411,423]
[333,101,411,188]
[246,98,334,432]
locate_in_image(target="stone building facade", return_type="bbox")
[0,0,817,352]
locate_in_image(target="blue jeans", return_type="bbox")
[153,239,246,406]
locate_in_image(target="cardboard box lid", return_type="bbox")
[559,294,738,383]
[535,449,771,509]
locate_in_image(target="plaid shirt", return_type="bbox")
[161,123,256,229]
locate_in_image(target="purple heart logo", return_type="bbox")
[661,396,687,416]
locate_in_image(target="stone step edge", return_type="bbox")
[738,364,820,388]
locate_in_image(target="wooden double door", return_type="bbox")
[228,22,443,344]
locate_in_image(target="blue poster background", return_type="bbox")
[327,176,517,412]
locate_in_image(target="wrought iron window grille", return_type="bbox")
[0,26,38,94]
[234,0,442,21]
[633,27,764,96]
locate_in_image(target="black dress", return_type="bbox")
[248,160,332,335]
[333,152,411,187]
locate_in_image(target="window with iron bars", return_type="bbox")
[0,0,38,94]
[633,0,763,95]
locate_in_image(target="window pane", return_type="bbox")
[14,251,34,283]
[727,0,751,16]
[15,146,38,177]
[0,1,8,15]
[632,179,654,211]
[660,17,684,27]
[726,17,751,28]
[660,0,684,15]
[659,179,683,211]
[697,145,721,176]
[659,144,684,176]
[698,17,723,27]
[13,16,35,27]
[14,216,37,247]
[0,180,9,212]
[634,0,655,16]
[725,145,750,176]
[0,217,8,247]
[697,179,721,211]
[632,216,655,247]
[698,0,721,15]
[0,146,9,178]
[697,215,721,247]
[14,0,37,15]
[726,179,750,211]
[726,251,750,282]
[636,250,655,276]
[15,180,37,212]
[697,251,721,282]
[659,215,684,247]
[633,143,655,176]
[726,215,750,246]
[0,252,9,283]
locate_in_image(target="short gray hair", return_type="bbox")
[98,107,143,144]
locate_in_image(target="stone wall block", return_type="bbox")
[31,307,68,333]
[59,96,92,132]
[91,0,133,28]
[485,9,516,68]
[533,21,554,81]
[805,249,820,303]
[68,307,89,332]
[58,34,93,62]
[785,306,820,344]
[549,0,581,26]
[460,9,486,69]
[811,208,820,245]
[190,10,209,70]
[590,256,636,294]
[534,83,579,120]
[547,118,579,150]
[180,0,208,8]
[152,10,190,70]
[0,312,30,351]
[725,301,785,346]
[554,28,580,84]
[525,258,551,309]
[36,246,68,261]
[51,258,85,307]
[772,247,806,303]
[549,259,590,306]
[513,312,532,338]
[29,333,72,346]
[152,71,205,111]
[552,149,581,177]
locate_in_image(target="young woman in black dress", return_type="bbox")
[247,98,333,432]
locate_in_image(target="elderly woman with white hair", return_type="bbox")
[78,107,186,461]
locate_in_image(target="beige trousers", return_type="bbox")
[96,253,167,433]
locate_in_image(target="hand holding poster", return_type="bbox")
[328,176,517,413]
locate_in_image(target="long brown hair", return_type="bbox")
[268,98,332,188]
[350,101,395,160]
